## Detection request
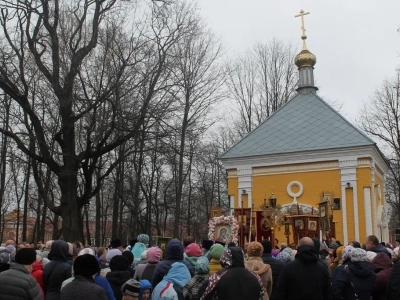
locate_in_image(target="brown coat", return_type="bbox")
[246,256,272,300]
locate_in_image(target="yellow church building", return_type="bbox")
[220,11,389,246]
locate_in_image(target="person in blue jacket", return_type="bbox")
[139,279,152,300]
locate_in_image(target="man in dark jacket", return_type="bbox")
[387,259,400,299]
[201,247,264,300]
[62,254,107,300]
[0,248,42,300]
[366,235,391,259]
[152,239,194,287]
[106,255,131,300]
[275,237,330,300]
[44,240,72,299]
[261,239,283,299]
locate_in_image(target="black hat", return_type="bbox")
[122,251,134,265]
[74,254,100,277]
[110,239,122,249]
[214,240,225,247]
[15,248,36,265]
[227,242,236,248]
[201,240,213,251]
[121,279,141,297]
[129,239,137,248]
[110,255,129,271]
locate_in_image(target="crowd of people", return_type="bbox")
[0,234,399,299]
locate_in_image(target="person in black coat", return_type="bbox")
[61,254,107,300]
[275,237,330,300]
[261,239,283,300]
[151,239,194,287]
[106,255,131,300]
[387,260,400,300]
[44,240,72,300]
[332,248,376,300]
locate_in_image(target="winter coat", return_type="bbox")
[61,275,107,300]
[0,264,42,300]
[152,239,194,287]
[134,262,158,281]
[106,270,131,300]
[209,258,222,275]
[246,257,273,300]
[332,261,376,300]
[62,274,116,300]
[153,262,192,300]
[371,244,391,259]
[32,261,45,291]
[185,256,199,267]
[371,252,393,300]
[44,240,72,300]
[183,274,209,300]
[261,252,283,300]
[275,245,330,300]
[202,247,264,300]
[387,260,400,300]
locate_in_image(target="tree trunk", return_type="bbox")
[84,205,91,245]
[22,156,31,242]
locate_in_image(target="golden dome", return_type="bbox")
[295,48,316,68]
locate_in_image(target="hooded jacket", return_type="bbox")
[371,253,392,300]
[152,239,194,287]
[246,257,272,300]
[153,262,191,300]
[106,270,131,300]
[32,261,45,291]
[332,261,376,300]
[140,279,153,298]
[275,245,330,300]
[202,247,264,300]
[44,240,72,300]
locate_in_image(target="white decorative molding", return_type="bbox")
[341,186,348,244]
[364,187,373,236]
[280,203,319,215]
[253,162,338,174]
[353,185,360,241]
[230,196,235,214]
[287,181,304,203]
[357,159,371,166]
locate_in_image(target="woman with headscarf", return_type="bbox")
[276,251,292,264]
[132,234,149,266]
[202,247,264,300]
[245,242,273,300]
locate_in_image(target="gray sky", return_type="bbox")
[197,0,400,122]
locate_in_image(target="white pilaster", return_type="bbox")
[341,185,348,244]
[364,187,373,236]
[237,167,252,208]
[353,185,360,241]
[230,196,235,214]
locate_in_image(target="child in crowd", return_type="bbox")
[121,279,141,300]
[139,279,152,300]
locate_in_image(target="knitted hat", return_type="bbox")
[74,254,100,277]
[110,239,122,249]
[329,242,339,250]
[195,256,210,274]
[276,251,292,263]
[106,249,122,262]
[78,248,96,256]
[141,250,148,261]
[5,245,16,255]
[247,242,264,257]
[342,245,354,261]
[147,247,162,263]
[185,243,202,257]
[137,234,150,246]
[122,251,134,265]
[15,248,36,265]
[366,251,378,262]
[0,250,10,265]
[202,240,213,251]
[110,255,129,271]
[209,244,225,260]
[121,279,141,297]
[351,248,367,262]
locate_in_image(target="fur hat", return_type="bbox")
[247,242,264,257]
[110,239,122,249]
[351,248,367,262]
[78,248,96,256]
[121,279,141,297]
[185,243,202,257]
[209,244,225,260]
[15,248,36,265]
[110,255,129,271]
[201,240,213,251]
[137,234,150,246]
[147,247,162,263]
[106,249,122,262]
[195,256,210,274]
[74,254,100,277]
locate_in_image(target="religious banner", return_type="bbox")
[256,211,272,241]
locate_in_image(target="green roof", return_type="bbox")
[220,92,375,159]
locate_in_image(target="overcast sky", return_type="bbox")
[197,0,400,122]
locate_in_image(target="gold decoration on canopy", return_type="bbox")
[294,9,317,68]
